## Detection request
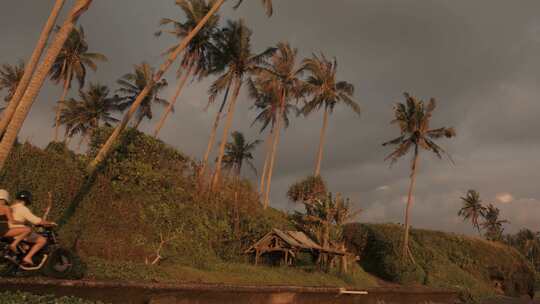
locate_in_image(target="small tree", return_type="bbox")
[481,204,508,241]
[458,189,487,235]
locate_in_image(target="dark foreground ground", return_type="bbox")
[0,278,460,304]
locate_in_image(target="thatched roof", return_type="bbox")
[245,228,346,255]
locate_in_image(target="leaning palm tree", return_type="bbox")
[458,190,487,235]
[256,42,305,209]
[0,61,25,103]
[49,25,107,141]
[302,54,359,176]
[116,63,168,129]
[0,0,65,136]
[222,131,261,176]
[88,0,274,173]
[60,83,121,146]
[205,19,274,187]
[382,92,456,262]
[153,0,220,137]
[481,204,508,241]
[0,0,94,170]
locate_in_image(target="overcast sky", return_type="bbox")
[1,0,539,235]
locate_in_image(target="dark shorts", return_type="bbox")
[25,232,43,243]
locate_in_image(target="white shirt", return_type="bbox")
[8,202,42,228]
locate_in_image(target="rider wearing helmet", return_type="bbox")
[9,190,55,266]
[0,189,31,254]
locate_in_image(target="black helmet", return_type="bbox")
[15,190,32,205]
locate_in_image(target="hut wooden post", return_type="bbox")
[255,249,260,265]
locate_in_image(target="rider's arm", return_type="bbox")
[18,205,44,225]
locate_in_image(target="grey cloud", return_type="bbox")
[1,0,539,236]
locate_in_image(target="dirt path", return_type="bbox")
[0,278,460,304]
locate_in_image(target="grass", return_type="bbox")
[0,291,106,304]
[85,257,378,289]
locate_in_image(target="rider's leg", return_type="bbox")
[23,234,46,264]
[4,227,31,251]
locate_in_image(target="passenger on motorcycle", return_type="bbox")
[0,189,31,254]
[8,191,56,266]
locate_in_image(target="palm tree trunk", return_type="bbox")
[200,82,231,178]
[211,77,242,188]
[87,0,225,173]
[263,90,286,209]
[54,69,71,142]
[314,107,329,176]
[0,0,65,137]
[402,149,419,262]
[133,115,144,130]
[153,62,194,138]
[0,0,93,170]
[259,129,274,195]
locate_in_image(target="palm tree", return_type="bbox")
[153,0,220,137]
[302,54,359,176]
[0,0,65,136]
[49,25,107,141]
[249,79,297,194]
[481,204,508,241]
[458,190,487,235]
[116,63,168,129]
[0,0,94,171]
[234,0,273,16]
[0,61,25,103]
[59,83,121,146]
[382,92,456,262]
[256,42,305,209]
[88,0,274,173]
[205,19,274,187]
[222,131,261,176]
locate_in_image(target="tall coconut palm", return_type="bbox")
[153,0,220,137]
[206,19,274,187]
[302,54,359,176]
[50,25,107,141]
[0,61,25,103]
[116,63,168,129]
[0,0,65,137]
[458,190,487,235]
[0,0,94,171]
[481,204,508,241]
[256,42,305,209]
[60,83,121,145]
[249,79,297,195]
[382,92,456,262]
[222,131,261,176]
[88,0,274,173]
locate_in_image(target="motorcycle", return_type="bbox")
[0,225,80,279]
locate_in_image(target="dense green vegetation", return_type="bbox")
[344,223,535,302]
[0,291,105,304]
[0,129,376,289]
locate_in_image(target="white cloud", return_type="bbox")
[376,185,390,191]
[496,192,514,204]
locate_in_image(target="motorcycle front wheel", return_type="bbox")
[42,247,74,279]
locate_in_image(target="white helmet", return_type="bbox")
[0,189,9,203]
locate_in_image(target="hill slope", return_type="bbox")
[344,223,535,301]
